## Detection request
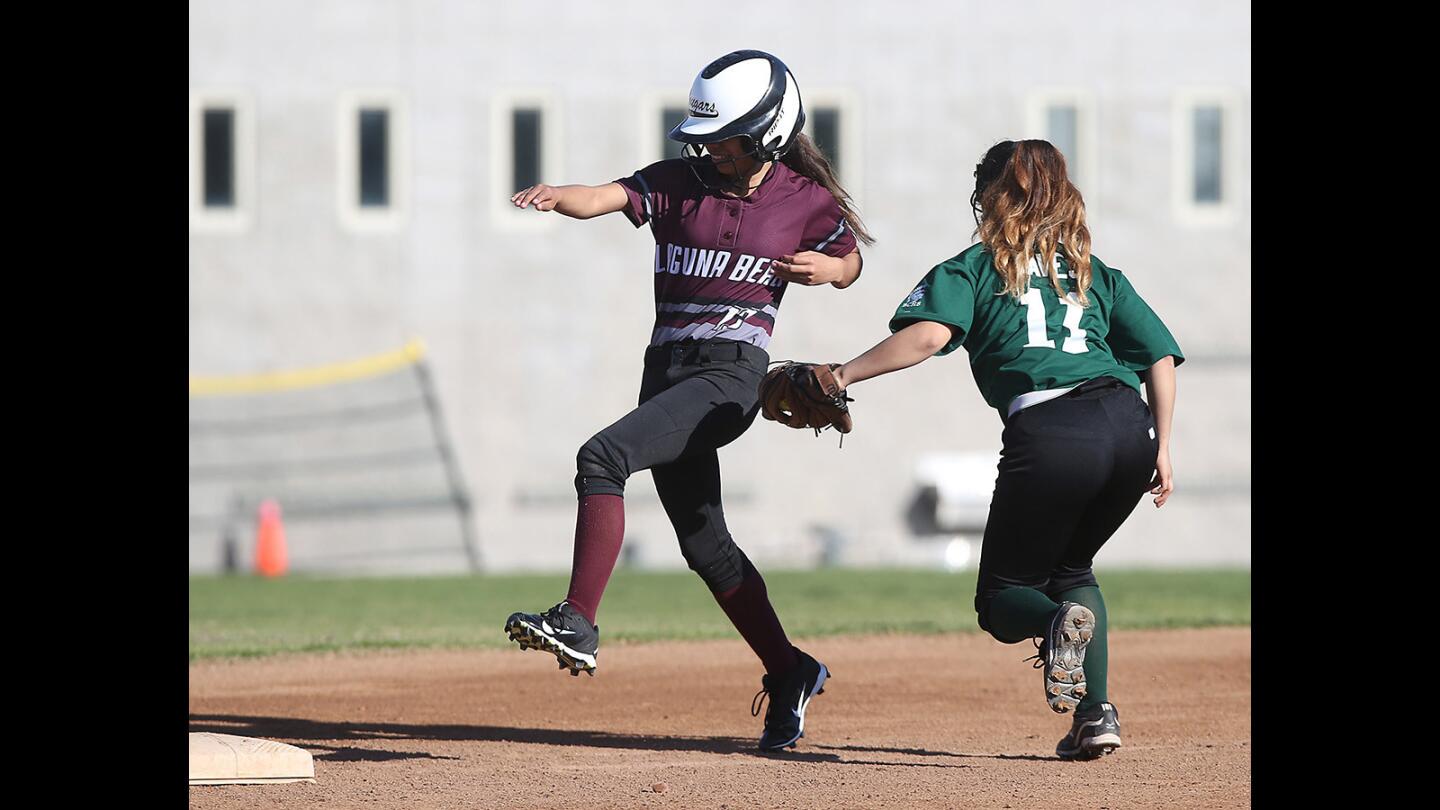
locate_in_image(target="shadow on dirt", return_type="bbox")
[813,743,1053,762]
[189,714,991,767]
[316,746,461,763]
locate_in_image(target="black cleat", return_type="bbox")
[1056,702,1122,760]
[752,647,830,751]
[504,601,599,676]
[1026,602,1095,714]
[1044,603,1096,714]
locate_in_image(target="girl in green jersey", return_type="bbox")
[828,140,1182,760]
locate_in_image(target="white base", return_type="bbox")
[189,732,315,785]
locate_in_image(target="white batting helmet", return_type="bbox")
[668,50,806,163]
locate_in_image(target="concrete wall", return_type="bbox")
[189,0,1250,573]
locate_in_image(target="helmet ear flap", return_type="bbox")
[757,68,805,162]
[770,106,805,161]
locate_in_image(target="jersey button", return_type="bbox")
[728,210,737,218]
[723,231,734,239]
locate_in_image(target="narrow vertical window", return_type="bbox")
[1026,92,1095,201]
[202,108,235,208]
[491,92,560,227]
[1171,90,1237,226]
[811,106,841,175]
[358,108,389,207]
[191,92,254,231]
[661,106,686,161]
[1045,104,1079,182]
[1193,105,1223,204]
[512,108,542,192]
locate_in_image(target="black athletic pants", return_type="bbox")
[974,376,1159,638]
[575,338,768,593]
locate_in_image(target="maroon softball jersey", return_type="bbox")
[615,159,858,350]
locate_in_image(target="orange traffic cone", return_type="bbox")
[255,499,289,577]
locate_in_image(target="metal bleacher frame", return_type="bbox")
[188,339,480,572]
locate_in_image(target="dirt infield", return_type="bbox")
[189,628,1249,808]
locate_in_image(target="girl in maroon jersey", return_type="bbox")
[503,49,872,752]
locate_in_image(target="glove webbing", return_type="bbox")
[770,360,854,448]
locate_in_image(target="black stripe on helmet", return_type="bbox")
[669,51,788,146]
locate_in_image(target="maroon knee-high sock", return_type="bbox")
[563,494,625,625]
[713,562,799,675]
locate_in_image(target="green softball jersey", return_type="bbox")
[888,243,1183,417]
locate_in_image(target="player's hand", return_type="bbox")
[511,184,561,211]
[773,251,842,285]
[1149,445,1173,508]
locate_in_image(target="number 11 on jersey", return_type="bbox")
[1021,289,1089,354]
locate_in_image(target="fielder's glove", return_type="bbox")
[758,361,854,436]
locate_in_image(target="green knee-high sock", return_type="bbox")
[1055,585,1108,711]
[988,587,1061,643]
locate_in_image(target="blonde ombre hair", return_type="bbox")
[970,140,1092,305]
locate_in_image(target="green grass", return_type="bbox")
[189,568,1249,661]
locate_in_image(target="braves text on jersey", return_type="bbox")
[888,243,1183,418]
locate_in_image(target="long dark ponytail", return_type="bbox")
[780,133,875,246]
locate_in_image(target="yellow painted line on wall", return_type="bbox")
[189,339,427,397]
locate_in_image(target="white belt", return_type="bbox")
[1006,386,1079,419]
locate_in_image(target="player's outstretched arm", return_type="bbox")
[831,320,956,389]
[1144,355,1177,507]
[510,182,629,220]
